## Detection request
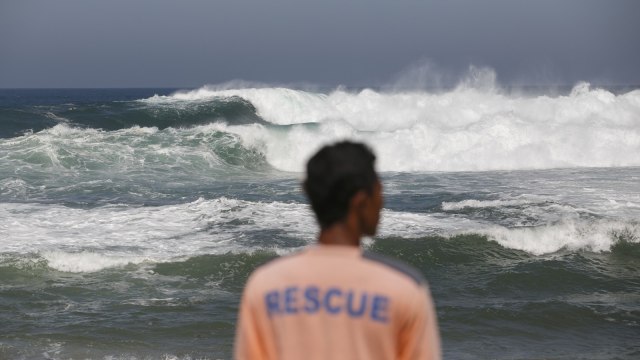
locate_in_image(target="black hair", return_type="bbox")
[303,141,378,229]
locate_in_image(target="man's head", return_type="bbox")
[303,141,382,236]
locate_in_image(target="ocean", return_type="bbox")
[0,84,639,359]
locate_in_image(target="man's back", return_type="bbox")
[234,244,440,360]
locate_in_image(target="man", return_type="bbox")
[234,141,441,360]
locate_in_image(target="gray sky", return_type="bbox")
[1,0,639,88]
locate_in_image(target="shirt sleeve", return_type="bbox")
[234,275,274,360]
[397,285,442,360]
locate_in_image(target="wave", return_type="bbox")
[0,123,269,176]
[4,82,640,173]
[0,108,60,138]
[41,251,152,273]
[143,81,640,172]
[483,220,640,255]
[1,197,638,272]
[0,95,262,138]
[2,222,639,275]
[143,87,334,126]
[442,198,543,211]
[0,197,316,272]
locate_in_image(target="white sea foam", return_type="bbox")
[0,196,487,272]
[0,178,29,198]
[483,220,640,255]
[3,192,636,272]
[442,198,541,211]
[0,191,485,272]
[143,81,640,172]
[0,198,317,272]
[380,211,487,237]
[6,82,640,173]
[41,252,150,273]
[145,87,340,126]
[0,123,253,176]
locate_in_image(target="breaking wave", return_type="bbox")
[1,197,638,273]
[143,81,640,172]
[4,80,640,173]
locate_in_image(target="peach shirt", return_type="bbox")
[234,244,441,360]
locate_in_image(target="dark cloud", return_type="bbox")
[1,0,639,88]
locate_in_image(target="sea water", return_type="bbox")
[1,84,639,359]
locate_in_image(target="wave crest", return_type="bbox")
[483,220,640,255]
[143,83,640,172]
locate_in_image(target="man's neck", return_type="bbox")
[318,222,361,247]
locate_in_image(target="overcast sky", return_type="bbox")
[1,0,639,88]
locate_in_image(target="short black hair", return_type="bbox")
[303,141,378,229]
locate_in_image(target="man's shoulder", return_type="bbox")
[244,247,427,297]
[250,248,426,285]
[361,250,426,286]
